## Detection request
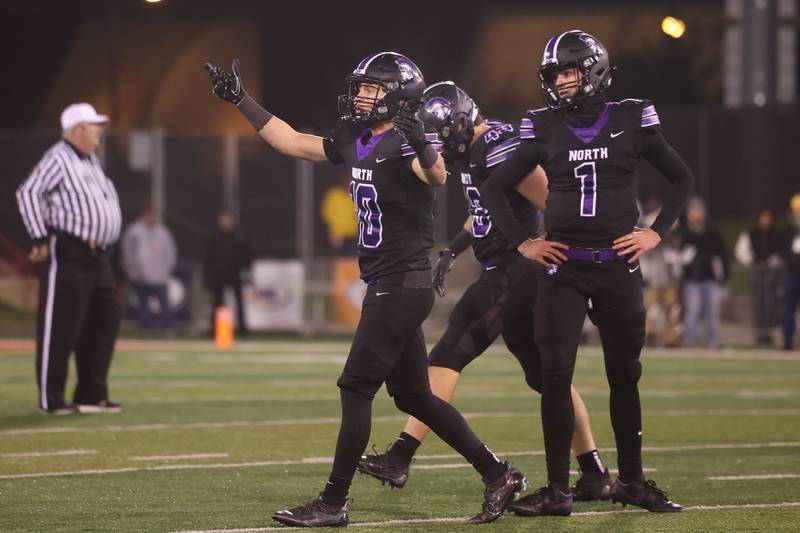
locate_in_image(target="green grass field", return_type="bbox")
[1,340,799,532]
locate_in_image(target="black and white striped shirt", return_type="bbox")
[16,140,122,248]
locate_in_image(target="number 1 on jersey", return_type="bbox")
[574,161,597,217]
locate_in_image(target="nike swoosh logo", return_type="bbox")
[376,291,391,296]
[628,265,640,273]
[611,130,625,138]
[469,163,478,168]
[485,266,497,271]
[376,157,388,163]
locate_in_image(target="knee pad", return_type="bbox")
[524,372,543,393]
[393,389,433,416]
[336,375,381,401]
[607,359,642,387]
[428,326,482,372]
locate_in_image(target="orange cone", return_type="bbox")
[215,306,234,350]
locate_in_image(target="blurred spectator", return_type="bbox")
[639,200,681,346]
[204,210,252,335]
[320,177,358,255]
[677,197,729,348]
[734,209,784,344]
[780,194,800,350]
[121,203,177,333]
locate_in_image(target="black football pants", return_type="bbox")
[534,260,646,489]
[325,270,503,503]
[35,234,120,411]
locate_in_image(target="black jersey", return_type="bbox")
[520,99,660,248]
[449,121,539,263]
[325,120,440,281]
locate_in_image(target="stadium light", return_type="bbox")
[662,16,686,39]
[145,0,163,3]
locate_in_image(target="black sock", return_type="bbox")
[321,476,349,507]
[472,445,506,483]
[322,388,372,508]
[541,372,574,490]
[393,391,504,483]
[388,432,420,464]
[576,449,606,477]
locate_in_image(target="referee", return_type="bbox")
[16,103,123,415]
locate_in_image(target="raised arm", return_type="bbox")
[204,59,329,162]
[392,103,447,186]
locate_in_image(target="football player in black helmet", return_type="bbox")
[358,81,614,503]
[481,30,693,516]
[205,53,525,527]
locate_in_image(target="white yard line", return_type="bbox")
[412,464,657,475]
[4,408,799,438]
[129,453,230,461]
[170,502,800,533]
[707,474,800,481]
[0,442,795,481]
[2,449,97,458]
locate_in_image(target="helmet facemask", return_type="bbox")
[338,76,396,125]
[439,111,474,163]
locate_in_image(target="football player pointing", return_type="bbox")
[205,53,525,527]
[481,31,693,515]
[358,81,615,503]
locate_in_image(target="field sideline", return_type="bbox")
[1,339,799,532]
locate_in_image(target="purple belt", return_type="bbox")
[563,247,623,263]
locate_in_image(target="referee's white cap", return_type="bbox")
[60,103,109,131]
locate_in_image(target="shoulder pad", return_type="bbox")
[520,108,547,140]
[484,125,521,168]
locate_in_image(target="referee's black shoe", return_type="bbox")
[357,446,411,489]
[611,478,683,512]
[272,494,349,528]
[572,467,613,501]
[467,461,526,524]
[507,484,573,517]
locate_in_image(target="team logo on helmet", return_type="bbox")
[396,58,417,83]
[424,97,452,121]
[578,33,603,57]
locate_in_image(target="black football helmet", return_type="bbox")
[337,52,425,125]
[419,81,479,162]
[538,30,612,109]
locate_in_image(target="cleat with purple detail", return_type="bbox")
[611,478,683,512]
[507,483,573,517]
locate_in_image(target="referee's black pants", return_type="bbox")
[35,234,121,411]
[534,260,646,489]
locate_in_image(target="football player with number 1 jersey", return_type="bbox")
[205,53,524,527]
[359,81,614,503]
[482,31,694,516]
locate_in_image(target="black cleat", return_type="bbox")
[507,483,573,517]
[571,468,613,501]
[272,494,349,527]
[611,478,683,512]
[467,461,527,524]
[357,445,411,489]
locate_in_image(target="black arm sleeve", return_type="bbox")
[640,130,695,237]
[447,229,473,257]
[480,140,548,248]
[323,138,345,165]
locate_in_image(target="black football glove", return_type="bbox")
[203,58,246,105]
[392,101,427,149]
[433,249,456,298]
